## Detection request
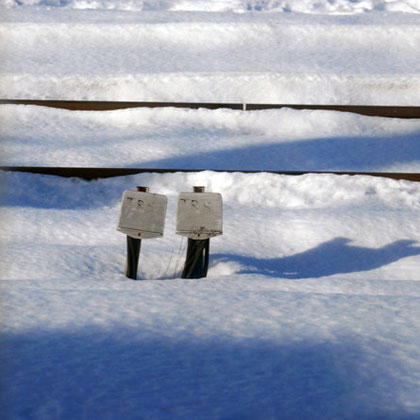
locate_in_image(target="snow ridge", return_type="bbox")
[2,0,420,14]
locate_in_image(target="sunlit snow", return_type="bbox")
[1,1,420,419]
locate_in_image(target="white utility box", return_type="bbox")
[117,190,167,239]
[176,192,223,240]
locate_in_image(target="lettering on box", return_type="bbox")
[117,190,167,239]
[176,192,223,239]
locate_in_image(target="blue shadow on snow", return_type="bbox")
[212,237,420,278]
[0,329,416,419]
[134,133,420,172]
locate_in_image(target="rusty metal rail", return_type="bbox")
[1,167,420,182]
[1,99,420,119]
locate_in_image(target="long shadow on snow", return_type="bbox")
[212,237,420,278]
[1,133,419,210]
[136,133,420,172]
[0,170,128,210]
[1,329,415,419]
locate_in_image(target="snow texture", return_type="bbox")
[2,0,420,13]
[2,170,420,419]
[1,1,420,419]
[1,2,419,104]
[1,105,420,172]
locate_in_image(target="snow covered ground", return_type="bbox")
[1,1,420,104]
[1,1,420,419]
[2,169,420,419]
[1,104,420,171]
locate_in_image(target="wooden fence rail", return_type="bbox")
[1,167,420,182]
[2,99,418,181]
[1,99,420,119]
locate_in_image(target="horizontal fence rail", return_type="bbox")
[2,100,418,182]
[1,99,420,118]
[1,167,420,182]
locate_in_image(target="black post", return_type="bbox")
[126,236,142,279]
[181,238,210,279]
[181,186,211,279]
[124,186,148,280]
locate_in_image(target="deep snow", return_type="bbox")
[2,0,420,14]
[2,170,420,419]
[1,2,419,104]
[1,0,420,419]
[1,105,420,171]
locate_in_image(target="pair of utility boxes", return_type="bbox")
[117,186,223,279]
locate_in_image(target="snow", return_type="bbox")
[1,2,420,104]
[2,0,420,14]
[1,1,420,419]
[2,170,420,418]
[2,105,420,171]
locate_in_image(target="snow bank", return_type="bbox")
[1,170,420,282]
[2,0,420,14]
[1,105,419,171]
[1,170,420,418]
[1,3,419,104]
[1,1,420,417]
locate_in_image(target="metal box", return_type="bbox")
[176,192,223,240]
[117,190,167,239]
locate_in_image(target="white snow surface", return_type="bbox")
[2,169,420,419]
[2,0,420,419]
[1,104,420,172]
[1,1,419,104]
[2,0,420,14]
